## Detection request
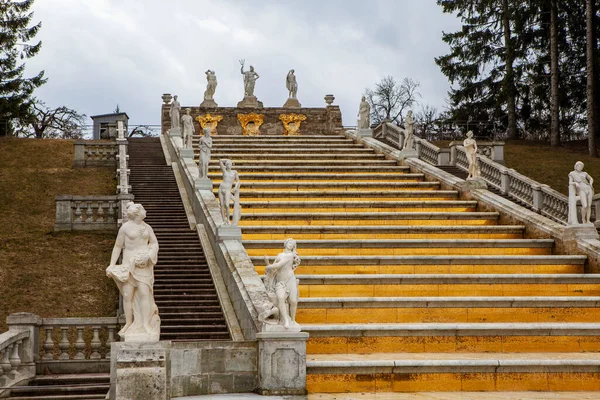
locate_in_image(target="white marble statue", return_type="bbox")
[239,59,260,97]
[263,238,301,331]
[463,131,481,180]
[198,127,213,179]
[182,108,194,149]
[403,110,415,150]
[169,95,181,132]
[568,161,595,225]
[286,69,298,99]
[218,159,241,225]
[358,96,370,129]
[106,202,160,342]
[204,70,217,100]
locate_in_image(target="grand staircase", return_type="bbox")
[199,133,600,393]
[128,138,230,341]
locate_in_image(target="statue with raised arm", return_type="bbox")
[568,161,595,225]
[463,131,481,180]
[286,69,298,99]
[106,202,160,342]
[198,127,213,179]
[181,108,194,149]
[240,59,259,97]
[358,96,370,129]
[169,95,181,132]
[403,110,415,150]
[263,238,301,331]
[218,159,241,225]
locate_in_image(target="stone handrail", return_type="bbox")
[0,329,32,396]
[73,141,118,168]
[373,121,404,149]
[163,132,275,340]
[54,194,134,232]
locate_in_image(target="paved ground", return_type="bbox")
[174,392,600,399]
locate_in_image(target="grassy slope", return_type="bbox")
[432,140,600,195]
[0,138,119,331]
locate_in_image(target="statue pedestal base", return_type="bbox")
[194,177,213,191]
[237,96,264,108]
[199,98,218,108]
[563,224,599,241]
[169,128,183,149]
[358,128,373,138]
[262,322,301,333]
[283,98,302,108]
[123,332,160,343]
[217,224,242,241]
[179,148,194,160]
[256,332,309,396]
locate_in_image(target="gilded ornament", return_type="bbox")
[237,113,265,136]
[279,113,307,136]
[195,113,223,135]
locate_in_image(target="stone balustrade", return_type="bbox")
[0,329,32,396]
[73,141,118,168]
[54,194,134,231]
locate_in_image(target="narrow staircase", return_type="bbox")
[6,374,109,400]
[197,133,600,394]
[128,138,230,341]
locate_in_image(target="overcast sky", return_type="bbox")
[25,0,461,126]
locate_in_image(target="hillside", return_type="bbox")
[0,138,118,331]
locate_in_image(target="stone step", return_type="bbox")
[303,322,600,354]
[234,190,458,201]
[159,331,231,340]
[207,165,411,173]
[234,182,440,190]
[205,159,399,166]
[293,273,600,297]
[296,296,600,323]
[208,173,424,182]
[206,147,377,154]
[238,200,478,213]
[209,153,387,160]
[305,352,600,392]
[242,225,525,240]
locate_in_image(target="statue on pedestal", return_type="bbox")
[238,60,263,108]
[568,161,595,225]
[283,69,301,108]
[263,238,301,331]
[200,70,218,108]
[403,110,415,150]
[358,96,370,130]
[464,131,481,180]
[198,127,213,179]
[181,108,194,149]
[169,95,181,133]
[106,202,160,342]
[218,159,241,225]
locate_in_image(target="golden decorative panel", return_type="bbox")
[279,113,307,136]
[237,113,264,136]
[195,113,223,135]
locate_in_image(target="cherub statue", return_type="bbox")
[463,131,481,180]
[568,161,595,225]
[218,159,241,225]
[263,238,301,330]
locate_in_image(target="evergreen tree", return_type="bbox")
[0,0,46,136]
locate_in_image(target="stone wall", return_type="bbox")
[161,105,343,136]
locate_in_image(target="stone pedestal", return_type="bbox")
[200,98,218,108]
[217,225,242,241]
[283,98,301,108]
[179,148,194,160]
[170,128,183,149]
[237,96,264,108]
[194,177,213,191]
[563,224,600,241]
[256,332,309,396]
[398,148,418,160]
[358,128,373,138]
[110,341,171,400]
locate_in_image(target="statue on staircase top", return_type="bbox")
[357,95,370,130]
[238,59,263,108]
[200,70,219,108]
[568,161,595,225]
[169,95,181,133]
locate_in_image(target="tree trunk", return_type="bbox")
[549,0,560,147]
[587,0,598,156]
[502,0,518,140]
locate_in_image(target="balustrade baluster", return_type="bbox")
[58,327,70,360]
[97,201,105,222]
[107,202,115,223]
[1,345,13,374]
[86,201,93,222]
[90,327,102,359]
[105,327,116,359]
[9,340,21,370]
[74,201,83,222]
[74,327,86,360]
[42,327,55,360]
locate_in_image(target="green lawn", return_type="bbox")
[0,138,119,331]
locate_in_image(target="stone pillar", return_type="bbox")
[117,193,135,225]
[531,184,546,212]
[437,148,451,166]
[256,332,309,396]
[54,195,73,231]
[594,194,600,228]
[72,141,86,168]
[499,168,512,195]
[170,127,183,149]
[491,141,505,164]
[7,313,42,372]
[449,143,457,165]
[110,341,171,400]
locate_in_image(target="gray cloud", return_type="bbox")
[26,0,461,125]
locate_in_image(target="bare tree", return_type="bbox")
[416,105,439,140]
[22,100,86,139]
[365,76,421,125]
